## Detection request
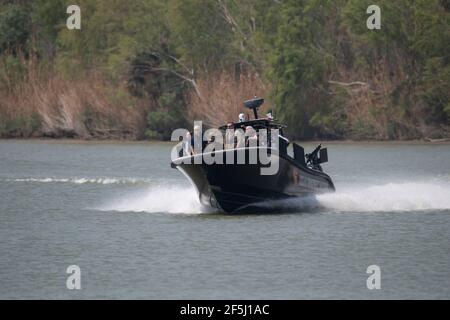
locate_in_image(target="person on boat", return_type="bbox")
[235,127,245,148]
[239,113,245,123]
[184,131,194,156]
[193,125,202,154]
[225,123,235,150]
[267,128,289,150]
[245,126,258,147]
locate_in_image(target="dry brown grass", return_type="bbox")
[0,67,146,139]
[186,71,271,127]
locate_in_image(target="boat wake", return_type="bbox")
[255,182,450,213]
[98,185,212,214]
[4,177,151,185]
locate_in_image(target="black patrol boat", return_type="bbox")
[171,98,335,213]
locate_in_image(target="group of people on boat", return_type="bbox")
[179,96,325,172]
[183,113,273,155]
[184,124,258,156]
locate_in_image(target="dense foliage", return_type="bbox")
[0,0,449,139]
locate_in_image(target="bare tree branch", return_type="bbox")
[328,80,370,87]
[217,0,247,40]
[164,54,195,78]
[152,67,203,100]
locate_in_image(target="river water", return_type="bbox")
[0,140,449,299]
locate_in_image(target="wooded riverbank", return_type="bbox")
[1,1,449,141]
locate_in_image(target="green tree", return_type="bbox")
[167,0,235,74]
[0,3,31,55]
[261,0,340,138]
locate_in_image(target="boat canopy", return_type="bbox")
[218,119,285,132]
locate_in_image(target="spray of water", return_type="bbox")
[317,182,450,212]
[98,181,450,214]
[98,185,212,214]
[255,182,450,213]
[17,176,449,214]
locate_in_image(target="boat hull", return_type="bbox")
[172,148,335,213]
